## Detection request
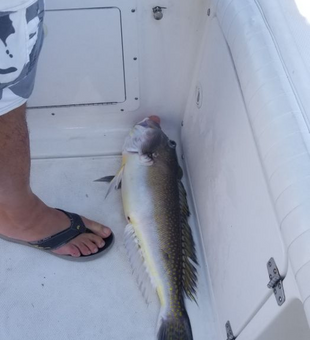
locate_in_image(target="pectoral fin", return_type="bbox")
[94,175,116,183]
[95,165,125,198]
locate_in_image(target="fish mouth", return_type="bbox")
[137,117,161,129]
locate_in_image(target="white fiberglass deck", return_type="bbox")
[0,126,218,340]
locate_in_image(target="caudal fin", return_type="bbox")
[157,309,193,340]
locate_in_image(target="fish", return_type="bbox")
[99,117,198,340]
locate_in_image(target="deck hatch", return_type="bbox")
[28,3,140,112]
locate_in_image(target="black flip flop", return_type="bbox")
[0,209,114,261]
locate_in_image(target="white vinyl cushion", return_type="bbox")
[215,0,310,325]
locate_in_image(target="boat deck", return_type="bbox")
[0,124,219,340]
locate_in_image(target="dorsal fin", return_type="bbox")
[179,180,198,302]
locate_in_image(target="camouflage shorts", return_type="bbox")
[0,0,44,115]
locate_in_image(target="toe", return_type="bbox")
[83,239,99,253]
[82,217,111,238]
[53,243,81,257]
[85,233,105,249]
[71,239,92,256]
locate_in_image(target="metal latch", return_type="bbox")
[225,321,236,340]
[267,257,285,306]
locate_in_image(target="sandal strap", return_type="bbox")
[28,209,87,250]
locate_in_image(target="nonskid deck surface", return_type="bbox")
[0,133,218,339]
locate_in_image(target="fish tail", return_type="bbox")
[157,307,193,340]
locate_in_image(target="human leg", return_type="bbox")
[0,103,112,257]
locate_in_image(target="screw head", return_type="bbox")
[153,6,164,20]
[154,11,163,20]
[195,84,203,108]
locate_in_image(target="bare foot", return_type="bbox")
[0,193,111,257]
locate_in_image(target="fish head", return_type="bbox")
[123,117,177,166]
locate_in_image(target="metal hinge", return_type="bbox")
[267,257,285,306]
[225,321,236,340]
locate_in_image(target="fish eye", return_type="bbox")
[168,140,176,148]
